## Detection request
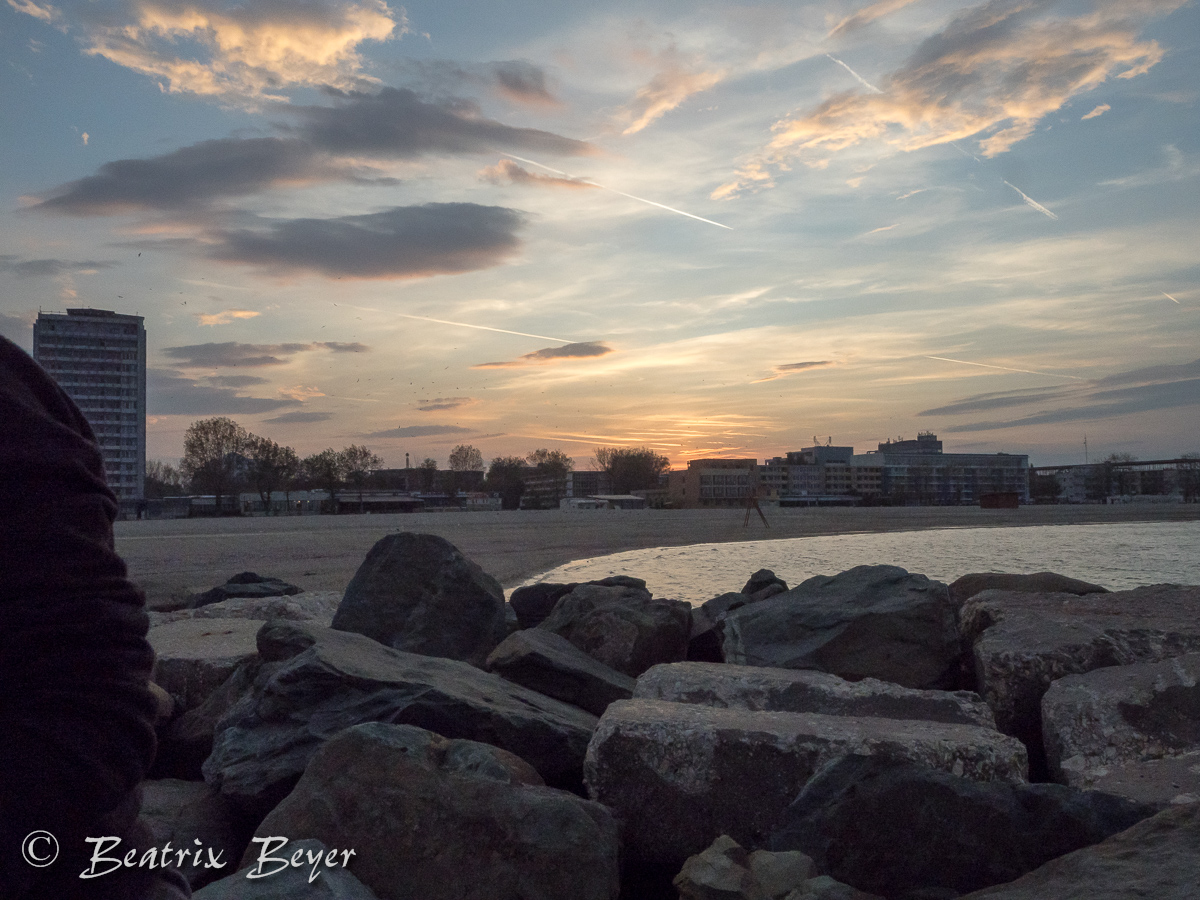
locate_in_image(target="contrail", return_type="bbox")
[926,356,1084,380]
[1003,181,1058,220]
[826,54,883,93]
[393,313,568,343]
[1162,291,1182,304]
[502,154,733,230]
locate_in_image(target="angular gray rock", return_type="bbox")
[673,835,813,900]
[1042,653,1200,805]
[722,565,961,690]
[203,621,598,816]
[486,628,635,716]
[192,839,380,900]
[250,722,620,900]
[584,698,1027,870]
[634,662,997,728]
[509,582,578,629]
[189,572,302,609]
[963,585,1200,776]
[332,532,507,667]
[955,801,1200,900]
[769,755,1157,899]
[139,779,251,890]
[149,591,341,627]
[538,582,691,678]
[948,571,1108,606]
[149,617,262,711]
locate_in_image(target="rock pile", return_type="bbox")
[142,534,1200,899]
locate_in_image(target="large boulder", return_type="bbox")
[583,698,1027,872]
[948,572,1108,606]
[769,755,1157,899]
[1042,653,1200,805]
[250,722,620,900]
[149,617,262,711]
[538,582,691,678]
[203,621,598,816]
[138,779,252,890]
[188,572,302,609]
[486,628,635,716]
[741,569,788,600]
[956,801,1200,900]
[962,585,1200,777]
[510,582,579,629]
[193,839,380,899]
[673,835,879,900]
[634,662,997,728]
[722,565,961,690]
[332,533,507,667]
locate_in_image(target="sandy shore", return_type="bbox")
[114,503,1200,607]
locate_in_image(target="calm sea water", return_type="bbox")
[521,522,1200,605]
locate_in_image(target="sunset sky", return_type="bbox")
[2,0,1197,468]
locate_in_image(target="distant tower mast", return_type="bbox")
[1083,435,1089,465]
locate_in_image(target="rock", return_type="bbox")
[791,876,884,900]
[204,621,598,816]
[769,755,1157,899]
[189,572,302,609]
[149,591,341,627]
[149,618,262,711]
[153,657,282,781]
[148,681,175,726]
[634,662,997,728]
[741,569,788,600]
[486,628,635,716]
[955,801,1200,900]
[674,834,817,900]
[139,779,251,890]
[1042,653,1200,805]
[687,605,728,663]
[248,722,620,900]
[510,582,579,629]
[538,583,691,678]
[948,572,1109,606]
[192,838,380,899]
[583,698,1027,871]
[687,589,782,664]
[331,533,507,667]
[962,585,1200,777]
[722,565,961,690]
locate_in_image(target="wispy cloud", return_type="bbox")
[474,341,613,368]
[147,368,301,415]
[1003,181,1058,220]
[751,359,835,383]
[364,424,475,438]
[479,159,597,189]
[418,396,476,411]
[828,0,922,39]
[491,60,561,107]
[616,46,725,135]
[163,340,368,368]
[1082,103,1111,120]
[197,308,260,326]
[716,0,1175,198]
[826,54,882,94]
[263,411,335,424]
[0,255,115,276]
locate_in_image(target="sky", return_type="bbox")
[1,0,1197,469]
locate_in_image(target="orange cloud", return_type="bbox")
[197,308,260,326]
[74,0,402,104]
[617,47,725,135]
[474,341,613,368]
[716,0,1176,198]
[828,0,922,39]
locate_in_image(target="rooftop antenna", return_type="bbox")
[1083,435,1089,465]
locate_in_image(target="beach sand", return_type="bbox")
[115,504,1200,608]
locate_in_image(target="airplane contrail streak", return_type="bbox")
[1162,291,1182,304]
[502,154,733,230]
[1003,181,1058,220]
[393,313,568,343]
[926,356,1084,380]
[826,54,883,93]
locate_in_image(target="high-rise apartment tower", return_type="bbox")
[33,308,146,502]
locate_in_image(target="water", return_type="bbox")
[522,522,1200,604]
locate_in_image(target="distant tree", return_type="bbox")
[342,444,384,512]
[594,446,671,494]
[527,448,573,506]
[144,459,184,499]
[245,435,300,515]
[303,448,346,511]
[485,456,527,510]
[448,444,484,472]
[418,457,439,492]
[180,417,248,514]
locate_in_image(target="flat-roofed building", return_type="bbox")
[669,458,757,508]
[33,308,146,502]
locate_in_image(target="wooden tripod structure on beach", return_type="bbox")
[744,484,770,528]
